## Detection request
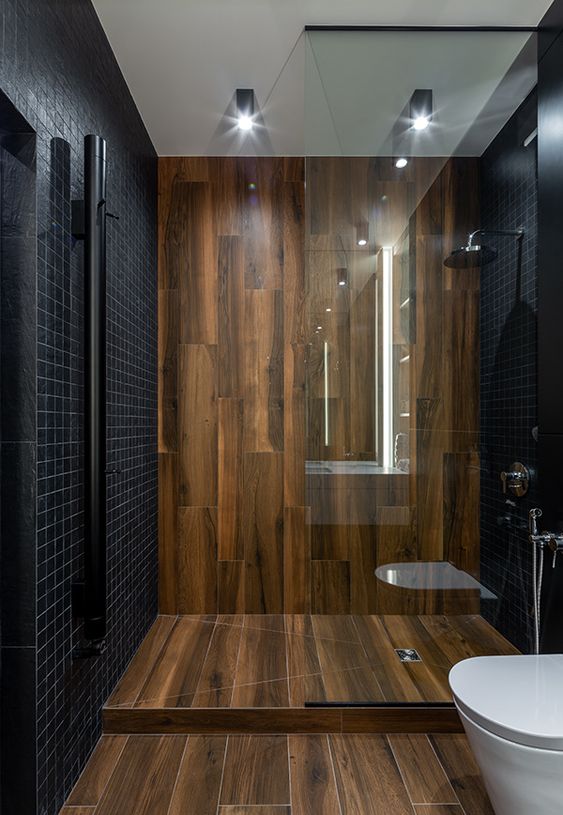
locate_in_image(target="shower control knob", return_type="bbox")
[500,462,530,497]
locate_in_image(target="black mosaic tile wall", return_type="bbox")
[0,1,158,813]
[480,91,538,653]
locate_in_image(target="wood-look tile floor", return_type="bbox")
[105,614,518,709]
[60,732,494,814]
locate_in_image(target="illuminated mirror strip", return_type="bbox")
[382,247,394,468]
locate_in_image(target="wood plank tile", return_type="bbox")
[313,618,384,703]
[158,454,178,614]
[218,236,245,397]
[161,177,189,290]
[192,622,242,707]
[443,450,480,582]
[312,561,351,614]
[243,452,284,613]
[178,182,217,344]
[284,506,311,614]
[349,524,378,614]
[430,735,494,814]
[158,289,178,453]
[104,706,342,735]
[220,736,290,806]
[414,807,463,814]
[283,180,306,508]
[388,735,458,805]
[211,157,244,236]
[218,398,244,559]
[177,507,217,614]
[136,618,214,707]
[107,617,176,708]
[242,158,284,290]
[330,735,413,814]
[168,736,226,815]
[219,808,290,814]
[353,615,424,702]
[244,614,286,631]
[231,625,289,707]
[244,289,284,452]
[218,561,245,614]
[341,708,462,734]
[178,343,218,507]
[66,736,127,806]
[95,736,185,815]
[284,157,305,182]
[289,735,341,815]
[375,616,451,701]
[286,616,326,706]
[60,808,96,814]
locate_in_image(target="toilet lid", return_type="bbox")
[449,655,563,750]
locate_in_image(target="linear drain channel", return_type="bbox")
[395,648,422,662]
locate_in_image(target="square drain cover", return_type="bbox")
[395,648,422,663]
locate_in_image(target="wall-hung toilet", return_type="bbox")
[449,655,563,815]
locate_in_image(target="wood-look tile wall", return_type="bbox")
[159,157,307,613]
[158,156,480,615]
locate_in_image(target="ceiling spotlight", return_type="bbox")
[413,116,430,131]
[317,325,323,331]
[326,307,332,312]
[236,88,254,131]
[395,157,408,169]
[356,222,369,247]
[410,88,433,131]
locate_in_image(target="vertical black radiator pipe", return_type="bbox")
[83,134,107,645]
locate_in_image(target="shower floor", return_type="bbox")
[104,614,517,734]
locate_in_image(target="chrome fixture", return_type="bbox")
[444,227,524,269]
[500,462,530,497]
[529,508,563,568]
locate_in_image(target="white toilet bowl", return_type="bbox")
[449,655,563,815]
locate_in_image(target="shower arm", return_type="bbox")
[467,228,524,247]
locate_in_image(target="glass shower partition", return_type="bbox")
[302,28,538,703]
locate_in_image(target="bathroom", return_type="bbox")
[1,1,563,813]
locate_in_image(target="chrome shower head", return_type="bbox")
[444,228,523,270]
[444,242,497,269]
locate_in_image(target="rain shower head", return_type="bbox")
[444,243,497,269]
[444,228,524,269]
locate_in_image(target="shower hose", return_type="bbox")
[532,540,544,655]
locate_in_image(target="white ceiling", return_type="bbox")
[92,0,553,156]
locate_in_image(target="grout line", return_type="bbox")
[164,735,189,815]
[326,734,344,815]
[215,734,229,815]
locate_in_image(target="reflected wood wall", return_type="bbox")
[158,156,480,615]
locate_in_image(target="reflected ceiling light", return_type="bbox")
[236,88,254,131]
[409,88,433,131]
[356,222,369,247]
[317,325,323,331]
[326,307,332,312]
[395,157,408,169]
[336,267,348,287]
